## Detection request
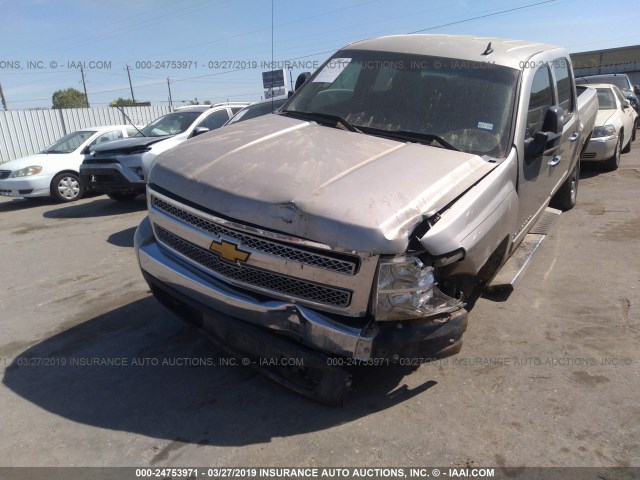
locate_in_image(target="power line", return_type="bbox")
[408,0,556,33]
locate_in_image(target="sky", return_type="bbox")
[0,0,637,110]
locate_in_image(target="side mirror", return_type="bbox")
[294,72,311,91]
[621,100,630,109]
[192,127,210,137]
[524,106,564,161]
[81,146,91,155]
[542,105,564,135]
[634,85,640,95]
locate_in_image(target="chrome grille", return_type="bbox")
[155,225,352,308]
[0,170,10,179]
[151,194,359,275]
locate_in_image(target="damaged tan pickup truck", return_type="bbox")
[134,35,597,404]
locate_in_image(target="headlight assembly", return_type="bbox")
[13,166,43,177]
[591,125,616,138]
[374,255,464,321]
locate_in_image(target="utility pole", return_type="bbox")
[167,77,173,109]
[0,82,7,110]
[80,67,89,107]
[125,65,136,104]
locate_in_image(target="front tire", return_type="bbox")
[50,173,83,202]
[106,192,139,201]
[550,160,579,211]
[622,130,632,153]
[602,137,621,171]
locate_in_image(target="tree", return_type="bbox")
[51,88,87,109]
[110,97,136,107]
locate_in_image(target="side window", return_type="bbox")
[196,110,230,131]
[89,130,124,146]
[230,107,243,115]
[126,128,140,137]
[552,57,574,120]
[526,64,554,138]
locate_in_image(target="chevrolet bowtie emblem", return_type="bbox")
[209,239,250,263]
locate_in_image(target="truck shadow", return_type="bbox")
[579,162,604,179]
[0,198,58,211]
[107,226,137,247]
[43,197,146,219]
[2,297,436,446]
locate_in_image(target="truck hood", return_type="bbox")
[91,135,170,154]
[150,115,497,253]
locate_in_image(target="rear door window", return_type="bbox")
[526,64,554,138]
[552,58,574,122]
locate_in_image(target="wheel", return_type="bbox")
[602,137,621,171]
[107,192,139,201]
[622,130,632,153]
[50,172,83,202]
[550,160,579,211]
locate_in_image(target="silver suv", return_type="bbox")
[80,103,248,201]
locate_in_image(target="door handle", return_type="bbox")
[548,155,561,167]
[569,132,580,142]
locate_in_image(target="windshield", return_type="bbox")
[43,130,97,153]
[285,50,519,158]
[596,88,616,109]
[138,111,202,137]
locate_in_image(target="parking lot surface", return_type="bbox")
[0,150,639,469]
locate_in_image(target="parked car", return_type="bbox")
[0,126,139,202]
[134,35,597,404]
[79,103,249,201]
[580,83,637,170]
[576,73,640,125]
[223,98,287,126]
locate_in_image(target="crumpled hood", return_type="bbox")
[150,114,496,253]
[91,135,170,154]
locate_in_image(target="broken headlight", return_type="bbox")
[374,255,463,321]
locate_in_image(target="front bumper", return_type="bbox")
[135,216,468,362]
[581,135,618,161]
[80,163,146,194]
[0,175,52,198]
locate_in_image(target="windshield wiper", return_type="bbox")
[116,105,146,137]
[358,127,459,151]
[280,110,362,133]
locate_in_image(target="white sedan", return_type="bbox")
[0,125,140,202]
[581,83,638,171]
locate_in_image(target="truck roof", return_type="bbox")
[342,34,561,70]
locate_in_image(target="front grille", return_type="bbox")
[155,225,352,308]
[151,195,359,275]
[581,152,596,159]
[0,170,10,179]
[82,158,121,165]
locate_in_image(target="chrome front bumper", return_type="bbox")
[135,216,375,360]
[581,135,617,161]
